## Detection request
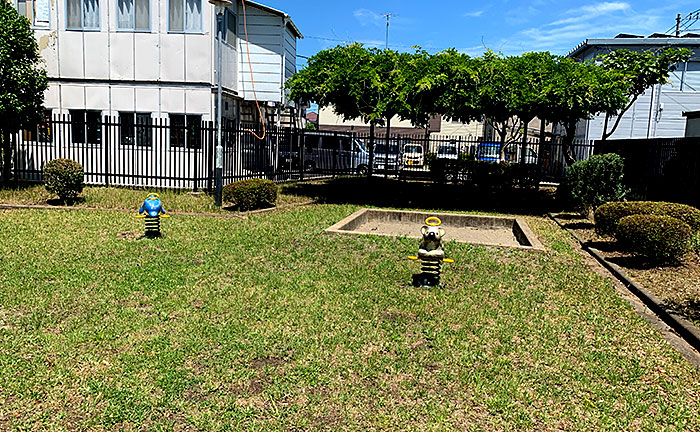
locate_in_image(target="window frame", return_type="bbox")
[169,114,202,150]
[218,7,236,46]
[65,0,101,31]
[15,0,51,28]
[115,0,151,32]
[119,112,153,147]
[167,0,203,34]
[69,109,103,146]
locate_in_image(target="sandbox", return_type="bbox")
[326,208,544,251]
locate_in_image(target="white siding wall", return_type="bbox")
[237,3,283,103]
[579,46,700,140]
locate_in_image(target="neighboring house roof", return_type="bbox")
[567,36,700,58]
[245,0,303,39]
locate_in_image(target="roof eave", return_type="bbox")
[243,0,304,39]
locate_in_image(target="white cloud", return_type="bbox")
[464,10,485,18]
[353,9,384,27]
[506,2,665,54]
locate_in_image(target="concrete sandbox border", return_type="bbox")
[326,208,545,252]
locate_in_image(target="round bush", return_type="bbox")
[564,153,627,212]
[222,179,278,211]
[595,201,700,236]
[616,214,691,261]
[43,158,84,201]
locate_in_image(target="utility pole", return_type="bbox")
[676,13,682,37]
[382,13,394,49]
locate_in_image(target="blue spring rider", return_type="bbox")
[135,193,170,237]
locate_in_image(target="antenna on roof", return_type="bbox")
[382,13,396,49]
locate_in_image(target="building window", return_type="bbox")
[119,112,152,146]
[70,110,102,145]
[116,0,149,31]
[169,114,202,149]
[168,0,201,33]
[217,8,236,43]
[67,0,100,30]
[15,0,50,27]
[22,110,52,143]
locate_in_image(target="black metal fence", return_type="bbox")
[595,137,700,206]
[9,116,362,190]
[7,115,595,190]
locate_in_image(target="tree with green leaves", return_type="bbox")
[598,48,691,141]
[545,58,628,165]
[0,0,48,182]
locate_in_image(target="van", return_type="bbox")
[402,142,424,167]
[302,134,369,174]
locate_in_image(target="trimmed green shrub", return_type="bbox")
[222,178,278,211]
[595,201,700,236]
[564,153,627,213]
[43,158,84,201]
[616,214,691,261]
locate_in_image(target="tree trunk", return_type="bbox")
[521,117,529,165]
[384,117,391,179]
[368,123,375,178]
[2,131,11,184]
[499,124,507,162]
[601,114,610,143]
[562,122,577,167]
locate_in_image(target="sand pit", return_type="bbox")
[326,208,544,251]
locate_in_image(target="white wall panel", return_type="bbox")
[59,32,85,78]
[186,89,211,116]
[185,34,210,82]
[60,85,86,109]
[85,86,109,112]
[110,33,135,80]
[111,87,136,112]
[134,34,160,81]
[161,35,185,82]
[84,33,110,79]
[135,88,160,113]
[161,88,185,113]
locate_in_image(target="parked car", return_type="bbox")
[504,143,538,164]
[301,134,369,174]
[476,143,500,162]
[402,143,425,167]
[373,142,400,172]
[436,142,459,160]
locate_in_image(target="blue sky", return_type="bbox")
[259,0,696,67]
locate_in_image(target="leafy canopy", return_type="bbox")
[0,0,48,133]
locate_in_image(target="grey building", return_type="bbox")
[567,35,700,141]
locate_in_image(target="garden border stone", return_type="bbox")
[548,212,700,358]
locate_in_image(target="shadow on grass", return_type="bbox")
[283,177,558,215]
[563,221,596,230]
[46,197,86,206]
[585,240,619,253]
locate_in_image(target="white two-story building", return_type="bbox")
[13,0,302,130]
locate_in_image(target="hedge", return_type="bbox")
[563,153,627,212]
[595,201,700,236]
[43,158,84,201]
[616,214,692,261]
[222,179,278,211]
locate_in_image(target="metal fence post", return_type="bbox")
[104,116,110,187]
[299,128,305,181]
[332,131,338,178]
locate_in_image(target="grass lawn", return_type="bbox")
[0,203,699,430]
[0,182,314,214]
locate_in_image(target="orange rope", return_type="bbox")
[241,0,266,140]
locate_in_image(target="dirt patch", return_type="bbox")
[554,212,700,326]
[250,356,286,370]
